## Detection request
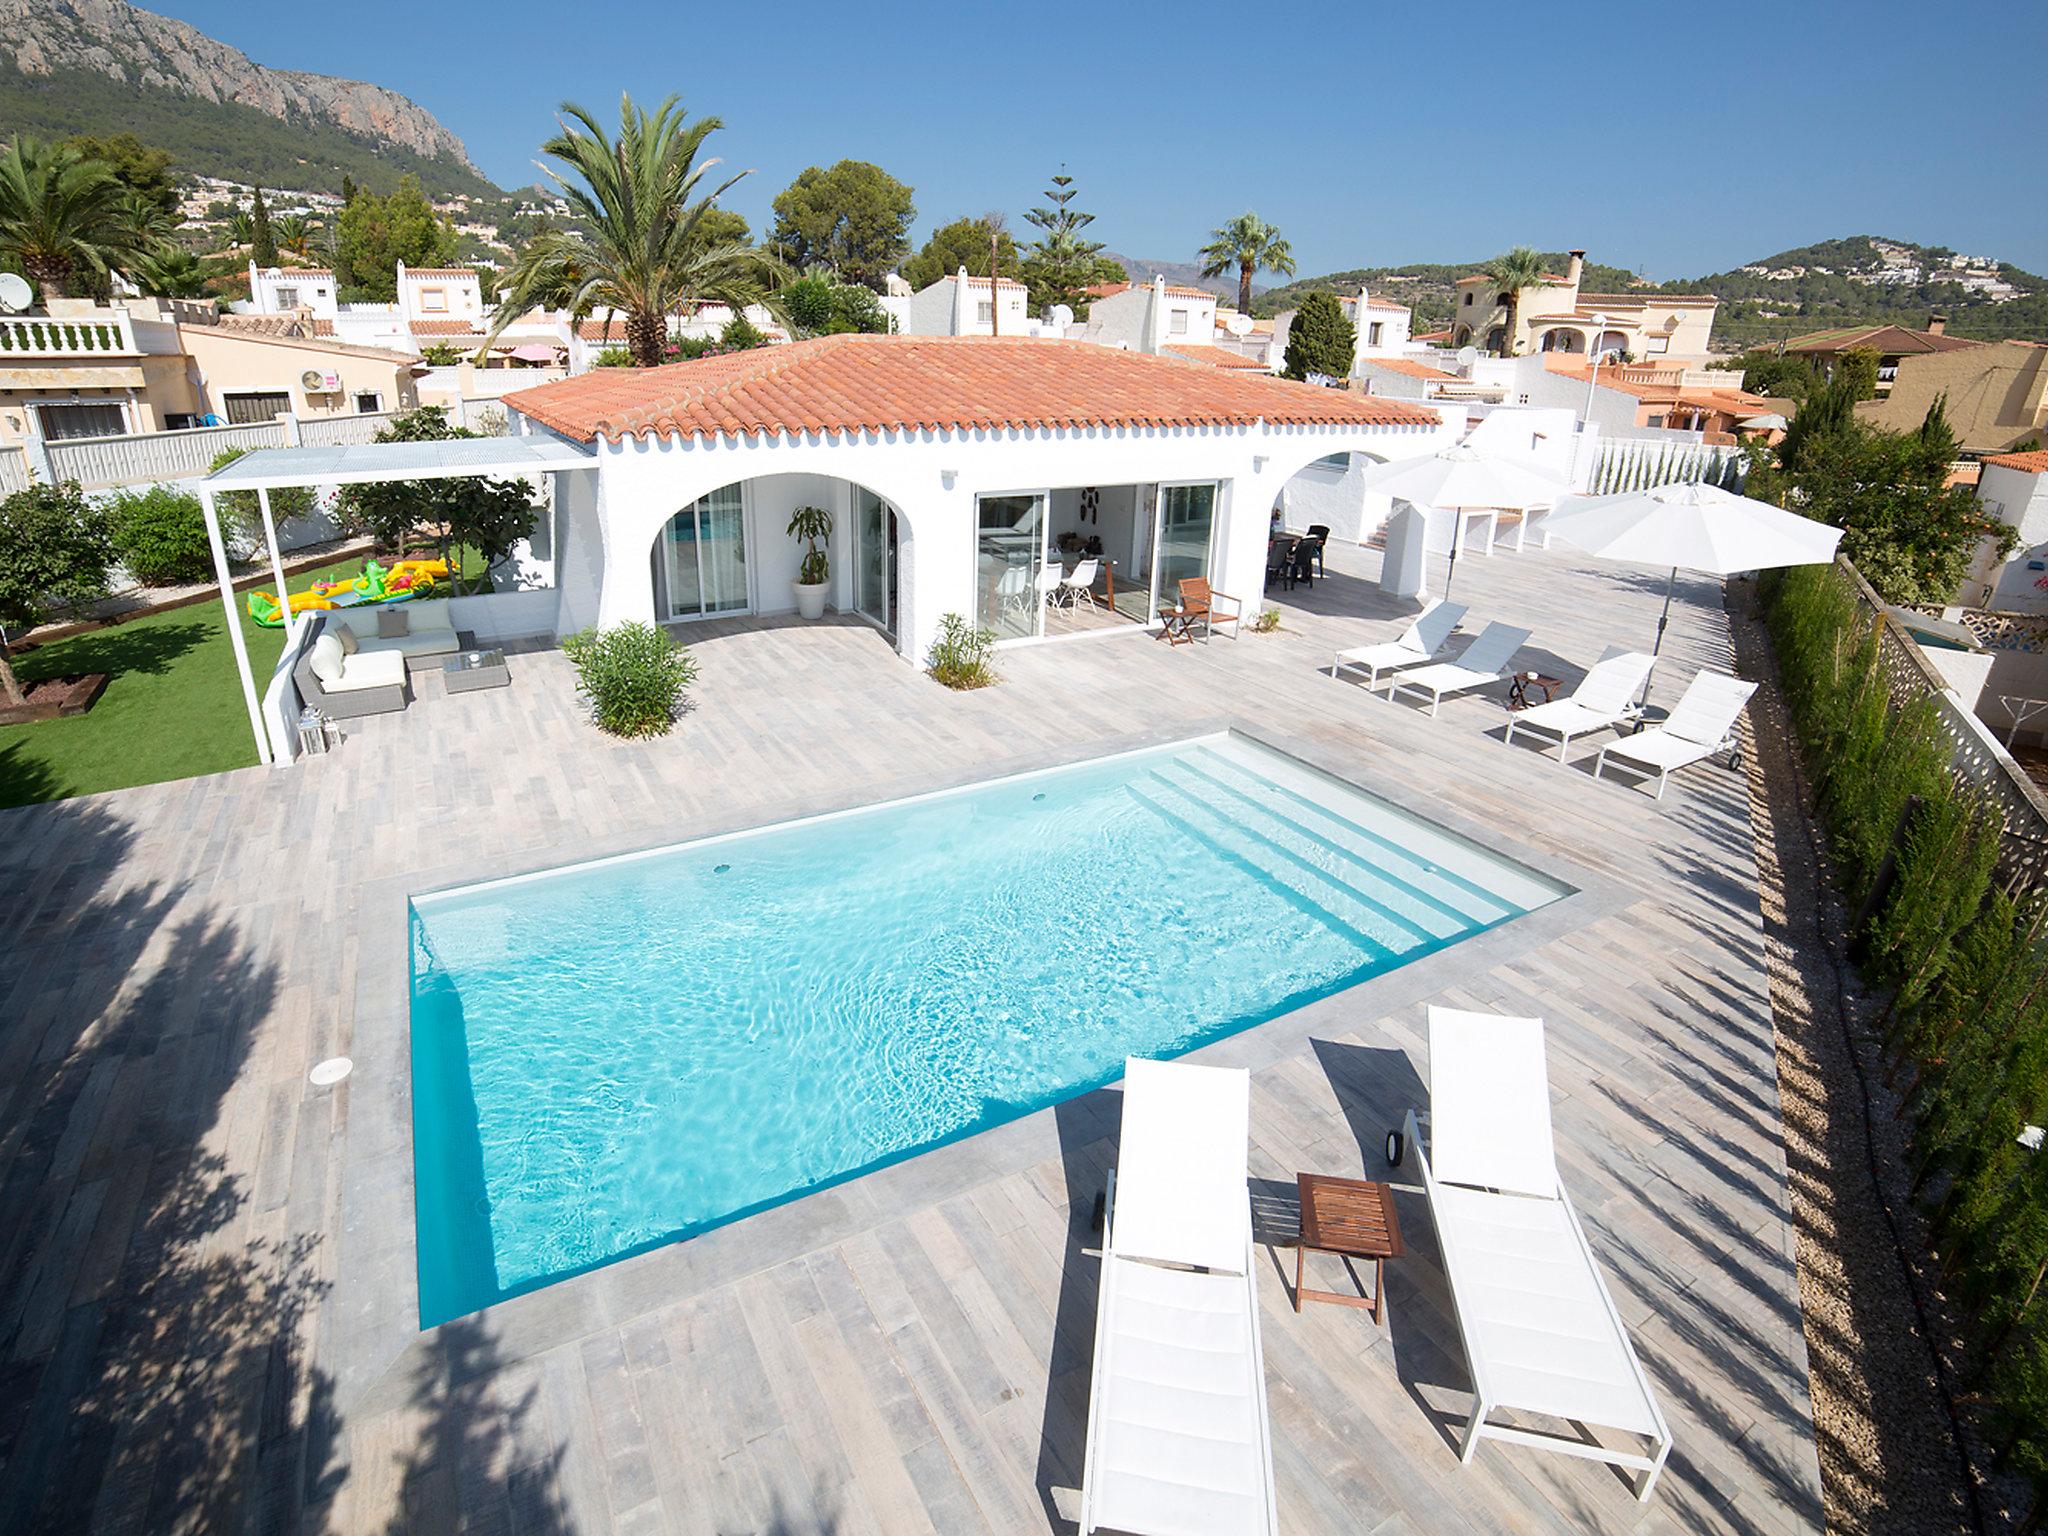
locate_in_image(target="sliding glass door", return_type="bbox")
[1151,483,1217,618]
[661,484,749,620]
[854,488,895,635]
[975,492,1046,641]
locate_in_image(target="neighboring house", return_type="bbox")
[1535,357,1776,441]
[0,297,417,451]
[1855,340,2048,453]
[1074,280,1218,350]
[899,271,1037,338]
[500,334,1454,663]
[1450,250,1719,361]
[1781,316,1981,395]
[1268,288,1416,375]
[1354,356,1472,402]
[1967,450,2048,610]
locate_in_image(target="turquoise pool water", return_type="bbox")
[409,735,1567,1327]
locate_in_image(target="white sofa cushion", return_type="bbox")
[309,632,346,684]
[354,628,458,661]
[400,598,456,635]
[325,648,407,693]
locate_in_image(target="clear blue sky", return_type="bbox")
[166,0,2048,278]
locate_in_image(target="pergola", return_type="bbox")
[198,436,600,766]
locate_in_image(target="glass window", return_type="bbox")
[975,493,1045,641]
[1368,322,1383,345]
[355,392,382,413]
[33,402,125,440]
[1169,309,1189,335]
[976,301,994,326]
[420,289,448,312]
[274,287,298,309]
[223,392,291,425]
[855,489,894,635]
[1153,483,1216,618]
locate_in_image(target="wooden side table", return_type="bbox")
[1294,1173,1404,1322]
[1506,672,1564,711]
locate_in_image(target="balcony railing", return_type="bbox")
[0,313,137,357]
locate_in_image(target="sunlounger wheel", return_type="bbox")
[1385,1129,1404,1167]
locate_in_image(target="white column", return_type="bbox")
[202,487,272,767]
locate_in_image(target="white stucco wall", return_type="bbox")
[1974,465,2048,611]
[537,408,1458,665]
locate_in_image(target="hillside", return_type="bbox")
[1100,254,1241,302]
[1250,239,2047,348]
[0,0,499,201]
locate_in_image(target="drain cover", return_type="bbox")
[309,1057,353,1087]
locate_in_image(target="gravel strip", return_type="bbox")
[1729,579,2021,1534]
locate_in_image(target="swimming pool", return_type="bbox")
[409,734,1567,1326]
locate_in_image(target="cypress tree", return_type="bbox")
[1282,292,1355,382]
[250,184,278,268]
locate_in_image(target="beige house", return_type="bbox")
[0,297,418,451]
[1856,339,2048,453]
[1782,317,1981,396]
[1450,250,1719,361]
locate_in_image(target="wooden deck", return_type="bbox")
[0,537,1821,1534]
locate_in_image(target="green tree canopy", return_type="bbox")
[332,407,535,574]
[1835,346,1881,402]
[1021,174,1107,317]
[485,96,783,367]
[1281,290,1355,381]
[1711,348,1816,401]
[769,160,915,291]
[783,273,888,337]
[694,206,750,249]
[334,175,456,301]
[0,480,115,705]
[0,135,139,299]
[1198,212,1295,316]
[902,215,1021,291]
[63,133,177,217]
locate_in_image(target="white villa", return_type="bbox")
[495,335,1453,665]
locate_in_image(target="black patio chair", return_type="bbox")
[1306,525,1331,576]
[1266,537,1298,591]
[1290,537,1322,590]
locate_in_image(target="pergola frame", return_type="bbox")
[197,437,599,766]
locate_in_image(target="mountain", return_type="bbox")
[0,0,500,200]
[1101,254,1242,303]
[1252,240,2047,349]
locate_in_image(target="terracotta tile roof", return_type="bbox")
[1164,344,1270,370]
[410,320,490,337]
[1414,327,1455,343]
[215,314,306,337]
[1783,324,1982,356]
[506,334,1441,444]
[402,267,478,279]
[1363,357,1458,381]
[311,319,336,336]
[1985,450,2048,474]
[263,266,332,278]
[955,275,1028,291]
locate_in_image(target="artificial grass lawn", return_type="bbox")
[0,553,478,809]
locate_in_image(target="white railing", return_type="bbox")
[0,313,137,357]
[1590,435,1746,495]
[0,445,28,494]
[44,420,287,488]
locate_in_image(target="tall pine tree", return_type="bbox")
[1282,291,1355,381]
[1021,171,1106,317]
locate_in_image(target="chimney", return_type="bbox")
[1927,313,1948,336]
[952,266,970,334]
[1566,250,1585,288]
[1144,273,1168,354]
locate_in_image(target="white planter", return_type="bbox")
[792,579,829,620]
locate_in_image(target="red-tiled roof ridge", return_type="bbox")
[1087,280,1215,301]
[1362,357,1458,380]
[1164,343,1270,370]
[403,267,478,279]
[1985,450,2048,474]
[505,334,1440,444]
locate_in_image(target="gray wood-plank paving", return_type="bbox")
[0,536,1822,1534]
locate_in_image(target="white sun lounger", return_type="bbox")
[1330,600,1469,690]
[1080,1057,1277,1536]
[1386,623,1533,717]
[1393,1008,1671,1502]
[1503,650,1658,764]
[1594,669,1757,799]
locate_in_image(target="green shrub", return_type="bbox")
[561,621,698,738]
[1249,608,1281,634]
[927,612,997,690]
[106,484,213,585]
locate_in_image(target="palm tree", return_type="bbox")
[485,94,784,367]
[130,245,209,298]
[0,136,138,301]
[1481,245,1548,357]
[274,213,316,261]
[1197,212,1296,315]
[119,190,179,252]
[223,207,253,249]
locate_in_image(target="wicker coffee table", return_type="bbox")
[1294,1172,1404,1322]
[444,648,509,694]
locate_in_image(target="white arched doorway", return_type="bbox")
[1539,328,1587,354]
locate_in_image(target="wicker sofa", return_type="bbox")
[292,614,410,720]
[325,598,461,672]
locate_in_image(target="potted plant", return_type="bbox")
[788,505,832,620]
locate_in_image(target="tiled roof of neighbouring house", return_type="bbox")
[1782,324,1982,356]
[1164,344,1272,370]
[1087,281,1216,302]
[505,334,1442,443]
[1984,450,2048,474]
[1363,358,1459,381]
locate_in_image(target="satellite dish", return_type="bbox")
[0,273,32,313]
[1456,345,1479,368]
